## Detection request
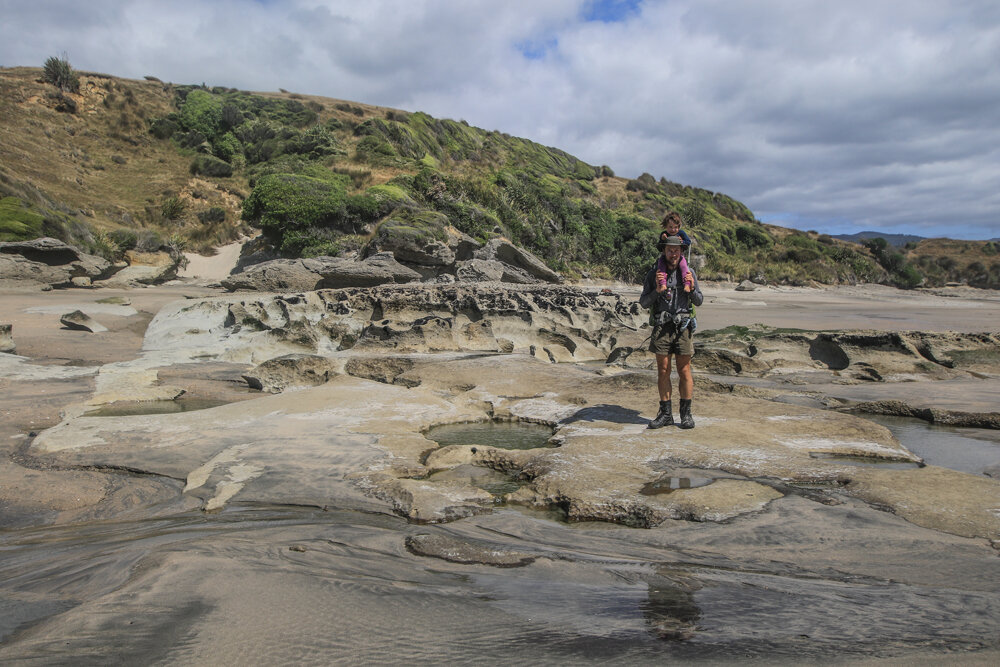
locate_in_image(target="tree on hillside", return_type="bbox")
[42,54,79,93]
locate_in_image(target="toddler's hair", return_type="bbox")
[661,211,682,229]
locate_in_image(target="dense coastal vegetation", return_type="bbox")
[2,62,998,288]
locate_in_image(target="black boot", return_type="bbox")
[678,399,695,429]
[648,400,673,429]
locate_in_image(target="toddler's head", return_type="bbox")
[661,211,682,236]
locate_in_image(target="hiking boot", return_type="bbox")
[678,399,695,429]
[647,400,673,429]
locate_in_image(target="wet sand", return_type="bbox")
[1,281,999,664]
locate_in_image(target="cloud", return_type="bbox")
[1,0,998,239]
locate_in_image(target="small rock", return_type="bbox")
[71,276,92,287]
[243,354,342,393]
[735,280,757,291]
[0,323,14,354]
[405,533,537,567]
[60,310,108,333]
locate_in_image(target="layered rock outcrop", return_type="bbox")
[179,284,646,364]
[221,252,422,292]
[224,230,562,291]
[0,237,111,287]
[689,328,1000,382]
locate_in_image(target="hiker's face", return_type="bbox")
[663,244,683,268]
[664,219,681,235]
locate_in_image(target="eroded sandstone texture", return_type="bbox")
[13,284,999,542]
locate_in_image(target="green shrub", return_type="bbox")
[336,102,365,116]
[356,135,396,157]
[42,55,79,93]
[108,228,138,251]
[0,197,44,241]
[290,125,339,157]
[174,129,206,150]
[190,154,233,177]
[683,201,709,229]
[783,247,822,263]
[626,173,658,193]
[134,230,165,252]
[179,90,222,139]
[161,195,186,220]
[90,230,122,261]
[300,238,342,258]
[148,117,178,140]
[734,225,772,249]
[241,172,350,243]
[883,252,905,274]
[197,207,227,224]
[220,104,243,131]
[937,256,957,270]
[212,132,242,162]
[893,263,924,289]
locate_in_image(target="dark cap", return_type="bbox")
[658,233,684,247]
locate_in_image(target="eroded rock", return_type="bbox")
[0,237,111,287]
[405,533,537,567]
[694,328,1000,383]
[474,238,561,283]
[849,399,1000,429]
[99,249,181,286]
[243,354,343,393]
[220,258,324,292]
[149,284,648,364]
[223,253,422,292]
[0,323,14,354]
[344,356,420,387]
[60,310,108,333]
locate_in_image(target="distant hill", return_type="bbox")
[1,63,997,288]
[832,231,925,247]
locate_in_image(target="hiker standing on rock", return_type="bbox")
[639,232,703,429]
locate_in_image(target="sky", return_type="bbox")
[2,0,999,240]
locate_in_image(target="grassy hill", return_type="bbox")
[2,63,996,288]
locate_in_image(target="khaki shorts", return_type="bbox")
[649,323,695,357]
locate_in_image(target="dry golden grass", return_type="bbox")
[1,68,192,228]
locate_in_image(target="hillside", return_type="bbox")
[833,231,926,247]
[2,64,996,288]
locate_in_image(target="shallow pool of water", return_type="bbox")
[426,464,525,498]
[83,398,234,417]
[641,477,715,495]
[425,420,556,450]
[863,414,1000,476]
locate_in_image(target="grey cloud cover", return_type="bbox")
[1,0,998,239]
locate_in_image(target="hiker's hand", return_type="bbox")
[683,271,693,292]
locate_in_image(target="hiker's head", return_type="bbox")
[658,233,684,266]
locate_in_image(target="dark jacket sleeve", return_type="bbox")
[689,270,704,307]
[638,267,657,309]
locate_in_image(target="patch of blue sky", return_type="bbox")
[517,36,559,60]
[582,0,642,23]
